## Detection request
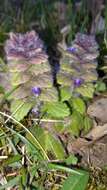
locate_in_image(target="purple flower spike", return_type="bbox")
[31,87,41,96]
[67,46,77,53]
[74,78,84,87]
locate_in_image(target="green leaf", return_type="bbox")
[47,163,84,175]
[2,154,22,166]
[65,155,78,165]
[83,116,93,134]
[20,167,28,187]
[70,111,83,136]
[54,124,66,133]
[29,126,65,159]
[29,126,46,150]
[57,71,73,86]
[46,132,65,159]
[43,102,70,118]
[25,126,49,160]
[60,87,71,101]
[101,66,107,73]
[0,86,4,94]
[11,100,34,121]
[11,72,30,86]
[61,172,89,190]
[95,81,106,92]
[40,87,58,102]
[76,84,94,98]
[72,97,86,114]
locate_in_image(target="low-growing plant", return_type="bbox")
[0,1,107,190]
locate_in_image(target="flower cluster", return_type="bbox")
[5,31,48,62]
[57,33,99,97]
[5,31,58,102]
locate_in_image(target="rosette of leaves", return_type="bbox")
[4,31,59,120]
[57,33,99,99]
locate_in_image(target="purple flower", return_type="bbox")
[32,107,40,116]
[32,102,42,116]
[31,87,41,96]
[73,78,84,87]
[67,46,77,53]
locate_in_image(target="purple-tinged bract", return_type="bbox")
[5,31,48,62]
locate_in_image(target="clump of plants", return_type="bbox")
[0,1,107,190]
[0,29,99,189]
